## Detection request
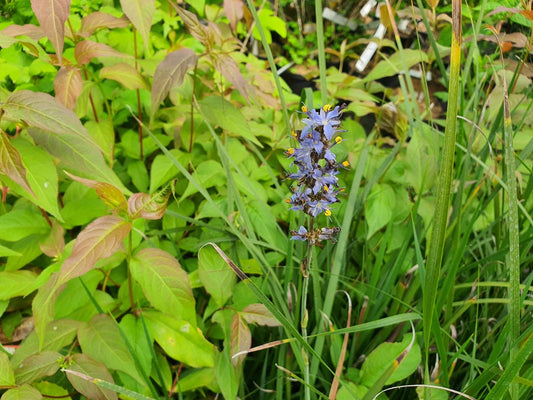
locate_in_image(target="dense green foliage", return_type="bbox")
[0,0,532,399]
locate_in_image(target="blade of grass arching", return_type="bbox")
[500,44,521,400]
[314,0,327,104]
[309,133,374,384]
[423,0,461,386]
[244,0,291,134]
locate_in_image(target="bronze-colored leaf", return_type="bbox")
[66,353,118,400]
[150,48,198,118]
[58,215,131,284]
[240,303,281,327]
[54,66,83,110]
[99,63,148,90]
[39,220,65,258]
[0,129,35,196]
[230,313,251,367]
[119,0,155,51]
[74,40,130,65]
[173,6,212,48]
[79,11,130,37]
[127,188,170,220]
[65,172,127,211]
[14,350,62,385]
[224,0,244,32]
[30,0,71,64]
[0,24,45,41]
[210,52,252,103]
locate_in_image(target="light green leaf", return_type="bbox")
[130,248,196,323]
[119,0,155,51]
[144,311,215,368]
[365,183,394,239]
[78,314,143,384]
[180,160,225,199]
[0,271,38,300]
[0,207,49,242]
[364,49,429,82]
[0,384,42,400]
[198,246,236,308]
[66,353,118,400]
[0,352,15,386]
[14,351,61,385]
[100,63,148,90]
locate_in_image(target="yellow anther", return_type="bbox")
[325,209,332,217]
[291,130,297,138]
[335,136,342,144]
[285,198,291,203]
[301,105,308,113]
[323,104,332,112]
[287,148,295,155]
[342,160,350,167]
[323,186,329,192]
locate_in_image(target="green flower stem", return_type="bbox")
[300,217,314,400]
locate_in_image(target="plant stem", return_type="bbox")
[300,217,313,400]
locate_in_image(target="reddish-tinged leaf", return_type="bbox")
[119,0,155,50]
[4,91,97,147]
[58,215,131,285]
[0,129,34,196]
[240,303,281,327]
[99,63,148,90]
[522,10,533,20]
[230,313,250,366]
[30,0,71,64]
[130,248,195,322]
[174,6,212,46]
[224,0,244,32]
[54,66,83,110]
[151,48,197,118]
[74,40,130,65]
[14,351,62,385]
[0,24,45,40]
[66,354,117,400]
[65,172,127,211]
[127,190,170,220]
[39,220,65,258]
[79,12,130,37]
[211,52,251,102]
[485,7,521,17]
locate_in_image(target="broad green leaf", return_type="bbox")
[32,273,62,349]
[360,334,421,387]
[118,315,152,377]
[149,149,193,192]
[240,303,280,327]
[1,384,42,400]
[32,381,71,399]
[0,207,49,242]
[130,248,196,322]
[120,0,155,51]
[0,271,38,300]
[10,319,80,368]
[127,189,170,220]
[199,96,259,145]
[144,311,215,368]
[198,246,236,308]
[66,353,117,400]
[100,63,148,90]
[0,244,20,257]
[58,215,131,285]
[14,351,61,385]
[0,129,34,197]
[6,233,48,271]
[79,12,130,37]
[12,138,61,220]
[28,127,127,192]
[177,368,216,392]
[4,91,97,147]
[78,314,143,384]
[0,352,15,386]
[65,172,127,211]
[85,119,115,162]
[364,49,429,82]
[74,40,130,65]
[39,220,65,258]
[30,0,70,64]
[54,66,82,110]
[180,160,225,199]
[230,313,250,366]
[150,48,198,118]
[214,349,239,400]
[365,183,394,239]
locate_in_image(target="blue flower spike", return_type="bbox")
[287,104,347,245]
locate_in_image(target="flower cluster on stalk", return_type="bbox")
[286,104,347,244]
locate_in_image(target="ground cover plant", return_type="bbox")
[0,0,532,399]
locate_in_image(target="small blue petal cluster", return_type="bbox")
[286,104,347,244]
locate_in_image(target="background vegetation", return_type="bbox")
[0,0,532,399]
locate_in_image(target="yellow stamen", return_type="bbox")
[325,209,332,217]
[287,148,295,155]
[323,186,329,192]
[335,136,342,144]
[301,105,308,113]
[323,104,332,112]
[285,199,291,203]
[342,160,350,167]
[291,130,297,139]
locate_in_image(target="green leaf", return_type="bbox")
[365,183,394,239]
[239,303,281,327]
[0,384,42,400]
[14,351,61,385]
[100,63,148,90]
[32,273,62,349]
[214,348,239,400]
[180,160,225,199]
[198,246,236,308]
[58,216,131,285]
[364,49,429,82]
[78,314,143,384]
[176,368,216,392]
[130,248,196,323]
[0,206,49,242]
[66,173,127,212]
[0,271,38,300]
[118,315,152,377]
[0,352,15,386]
[198,96,260,146]
[66,353,118,400]
[149,149,192,192]
[120,0,155,52]
[144,311,215,368]
[30,0,70,64]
